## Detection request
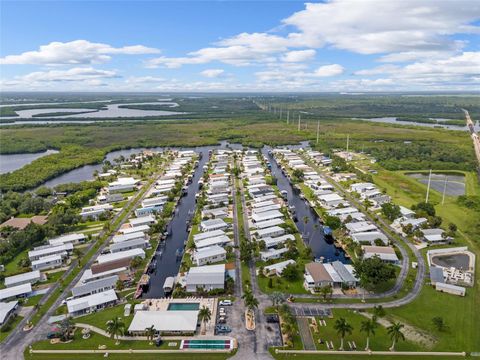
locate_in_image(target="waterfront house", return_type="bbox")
[185,264,225,292]
[193,245,227,266]
[66,289,118,316]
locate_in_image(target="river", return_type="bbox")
[262,146,348,263]
[0,149,59,174]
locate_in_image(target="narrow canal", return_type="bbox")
[262,146,348,263]
[142,147,211,298]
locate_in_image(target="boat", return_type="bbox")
[323,226,333,238]
[176,248,184,257]
[163,276,175,295]
[281,190,288,199]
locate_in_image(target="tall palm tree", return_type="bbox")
[334,317,353,350]
[106,317,125,345]
[387,322,405,351]
[198,306,212,334]
[145,325,156,345]
[360,319,378,351]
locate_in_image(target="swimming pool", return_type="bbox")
[180,339,233,349]
[167,302,200,311]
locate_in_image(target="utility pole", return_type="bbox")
[316,120,320,145]
[442,175,448,205]
[425,169,432,203]
[298,114,301,131]
[346,134,350,161]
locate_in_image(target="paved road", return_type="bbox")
[1,170,164,360]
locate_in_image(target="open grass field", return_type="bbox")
[25,353,231,360]
[72,304,134,332]
[308,309,421,352]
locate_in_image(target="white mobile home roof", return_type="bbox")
[67,289,117,314]
[264,260,295,275]
[4,270,41,288]
[252,210,283,223]
[319,193,344,202]
[327,207,358,216]
[352,231,388,243]
[112,232,146,244]
[264,234,295,248]
[130,215,155,226]
[252,200,275,208]
[96,248,145,264]
[31,254,62,267]
[254,218,285,229]
[255,226,285,238]
[0,301,18,324]
[194,245,227,261]
[72,275,118,298]
[346,221,378,234]
[128,310,198,333]
[48,233,85,246]
[110,238,147,253]
[253,204,282,214]
[193,229,225,242]
[252,194,277,203]
[200,218,228,231]
[142,196,167,208]
[195,235,231,249]
[0,283,32,301]
[186,264,225,287]
[119,225,150,235]
[28,243,73,260]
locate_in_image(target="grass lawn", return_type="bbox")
[0,315,24,342]
[75,305,133,331]
[3,248,30,276]
[26,353,231,360]
[271,353,465,360]
[22,294,44,307]
[307,309,421,352]
[43,271,66,284]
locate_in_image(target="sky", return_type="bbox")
[0,0,479,92]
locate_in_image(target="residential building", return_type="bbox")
[0,301,18,326]
[351,231,388,245]
[251,210,283,223]
[193,245,227,266]
[72,275,118,298]
[66,289,118,316]
[110,238,148,253]
[128,310,198,335]
[80,204,113,219]
[346,221,378,234]
[0,283,32,301]
[28,243,73,261]
[362,246,400,264]
[263,259,295,276]
[130,215,155,227]
[200,218,229,232]
[112,232,147,244]
[185,264,225,292]
[435,282,466,296]
[48,233,86,247]
[254,226,285,239]
[96,248,145,264]
[264,234,295,248]
[4,270,41,288]
[31,255,63,271]
[260,248,288,261]
[108,177,138,193]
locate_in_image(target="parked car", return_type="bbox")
[215,325,232,334]
[219,300,232,306]
[46,332,60,339]
[155,337,163,347]
[218,316,226,324]
[265,314,279,323]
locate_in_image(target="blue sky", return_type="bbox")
[1,0,479,92]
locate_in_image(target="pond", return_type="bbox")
[407,172,465,196]
[0,149,59,174]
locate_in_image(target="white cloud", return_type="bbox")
[283,0,480,57]
[282,49,316,62]
[0,40,160,65]
[314,64,344,77]
[200,69,225,78]
[20,67,120,82]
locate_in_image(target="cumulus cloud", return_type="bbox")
[282,49,316,62]
[314,64,344,77]
[0,40,160,65]
[200,69,225,78]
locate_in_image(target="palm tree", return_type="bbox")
[145,325,156,345]
[319,285,332,301]
[387,322,405,351]
[58,317,74,342]
[360,319,377,351]
[245,294,259,312]
[334,317,353,350]
[198,306,212,334]
[106,317,125,345]
[269,292,286,311]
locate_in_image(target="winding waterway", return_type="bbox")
[0,149,59,174]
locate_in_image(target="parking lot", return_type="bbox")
[291,306,332,317]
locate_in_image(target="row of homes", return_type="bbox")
[243,150,297,277]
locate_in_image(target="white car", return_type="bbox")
[219,300,232,306]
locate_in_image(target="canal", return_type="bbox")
[262,146,348,263]
[142,147,211,298]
